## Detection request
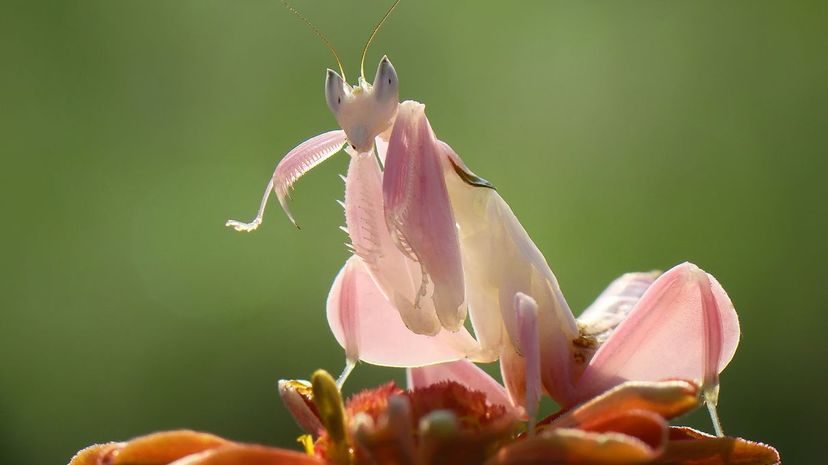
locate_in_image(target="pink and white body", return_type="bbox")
[226,54,739,436]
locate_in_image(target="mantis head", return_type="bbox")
[278,0,402,153]
[325,56,399,153]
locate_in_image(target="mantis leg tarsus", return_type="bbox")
[335,359,356,390]
[226,178,274,232]
[703,385,724,437]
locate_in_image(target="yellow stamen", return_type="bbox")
[297,434,315,455]
[312,369,351,464]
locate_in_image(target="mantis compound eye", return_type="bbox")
[372,55,398,104]
[325,69,349,115]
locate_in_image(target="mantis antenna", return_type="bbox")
[360,0,401,80]
[281,0,347,81]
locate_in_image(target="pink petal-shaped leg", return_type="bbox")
[577,271,660,342]
[344,152,441,335]
[517,294,541,430]
[407,359,515,414]
[383,101,466,331]
[575,263,740,415]
[698,269,726,436]
[226,130,346,231]
[500,344,527,418]
[572,271,660,379]
[500,293,541,427]
[327,256,476,368]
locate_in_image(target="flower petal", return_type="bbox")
[656,427,780,465]
[547,380,700,431]
[383,101,466,331]
[575,263,740,403]
[109,430,230,465]
[273,130,347,226]
[168,444,324,465]
[578,409,667,453]
[407,360,514,413]
[418,409,516,465]
[486,427,660,465]
[68,443,122,465]
[327,256,475,367]
[278,379,323,435]
[352,395,417,465]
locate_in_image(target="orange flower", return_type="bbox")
[68,430,322,465]
[69,368,778,465]
[290,370,516,465]
[491,379,778,465]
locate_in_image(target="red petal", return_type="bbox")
[655,427,780,465]
[580,409,667,452]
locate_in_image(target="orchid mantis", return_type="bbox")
[226,0,739,436]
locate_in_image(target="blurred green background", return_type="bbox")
[2,0,826,463]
